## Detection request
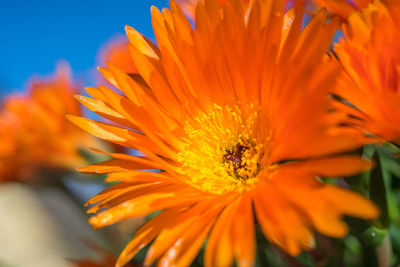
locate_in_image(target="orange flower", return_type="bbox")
[70,0,378,266]
[0,62,99,182]
[333,0,400,144]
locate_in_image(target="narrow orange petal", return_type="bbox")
[277,155,372,177]
[204,201,237,267]
[232,192,255,267]
[77,159,156,174]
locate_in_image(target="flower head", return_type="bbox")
[70,0,378,266]
[0,62,98,182]
[333,0,400,144]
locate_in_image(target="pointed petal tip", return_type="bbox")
[84,86,99,96]
[66,114,77,122]
[365,203,380,219]
[151,5,161,15]
[76,166,85,172]
[125,25,140,35]
[76,164,101,174]
[125,24,133,32]
[88,216,99,226]
[66,115,90,129]
[74,94,84,101]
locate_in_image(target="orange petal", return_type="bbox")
[277,155,372,177]
[316,185,379,219]
[204,201,237,267]
[89,185,199,229]
[232,192,255,267]
[77,159,156,174]
[144,200,215,265]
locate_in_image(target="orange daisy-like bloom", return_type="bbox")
[333,0,400,144]
[70,0,379,266]
[0,62,98,182]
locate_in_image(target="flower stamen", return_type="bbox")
[175,104,264,194]
[223,138,262,181]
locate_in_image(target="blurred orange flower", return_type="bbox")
[333,0,400,144]
[0,62,99,182]
[70,0,378,266]
[177,0,251,18]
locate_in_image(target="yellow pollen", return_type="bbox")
[176,104,264,194]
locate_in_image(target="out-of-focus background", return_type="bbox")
[0,1,168,266]
[0,0,168,94]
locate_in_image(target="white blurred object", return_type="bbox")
[0,182,103,267]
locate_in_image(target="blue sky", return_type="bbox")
[0,0,169,94]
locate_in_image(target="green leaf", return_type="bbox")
[345,145,375,195]
[296,252,313,267]
[380,155,400,179]
[390,224,400,258]
[370,151,390,229]
[346,173,368,195]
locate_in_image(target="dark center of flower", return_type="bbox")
[223,140,261,181]
[224,143,247,170]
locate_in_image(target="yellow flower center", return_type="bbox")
[176,104,264,194]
